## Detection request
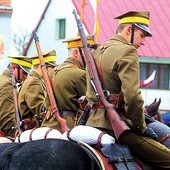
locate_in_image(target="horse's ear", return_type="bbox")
[154,98,161,109]
[157,98,161,106]
[153,98,157,103]
[145,98,157,109]
[145,98,161,117]
[150,98,157,105]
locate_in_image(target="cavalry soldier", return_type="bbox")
[85,11,170,168]
[0,55,32,137]
[41,35,95,132]
[18,50,57,130]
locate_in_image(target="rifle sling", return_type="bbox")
[97,45,104,85]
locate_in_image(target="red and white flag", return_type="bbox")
[140,70,156,86]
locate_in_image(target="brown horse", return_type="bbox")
[145,98,163,123]
[0,99,164,170]
[145,98,170,149]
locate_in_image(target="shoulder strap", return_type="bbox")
[97,46,104,85]
[51,63,78,90]
[97,44,115,86]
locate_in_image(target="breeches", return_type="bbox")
[118,131,170,169]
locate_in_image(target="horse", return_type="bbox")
[145,98,170,149]
[0,138,105,170]
[0,99,166,170]
[0,126,159,170]
[145,98,164,123]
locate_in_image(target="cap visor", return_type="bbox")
[20,65,31,74]
[135,23,152,37]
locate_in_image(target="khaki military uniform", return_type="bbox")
[86,35,170,168]
[41,57,86,131]
[18,70,46,121]
[0,70,17,137]
[86,35,146,133]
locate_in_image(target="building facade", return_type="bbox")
[23,0,170,112]
[0,0,12,73]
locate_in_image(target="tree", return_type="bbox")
[11,26,31,55]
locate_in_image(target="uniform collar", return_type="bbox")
[64,57,83,69]
[30,70,42,79]
[110,34,131,45]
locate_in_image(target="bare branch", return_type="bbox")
[11,26,31,55]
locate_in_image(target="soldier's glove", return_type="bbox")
[143,127,158,141]
[144,114,155,124]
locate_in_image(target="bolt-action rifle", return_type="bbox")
[9,63,22,135]
[33,31,69,133]
[73,9,130,140]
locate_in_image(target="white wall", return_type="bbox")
[27,0,88,65]
[141,89,170,110]
[0,13,12,74]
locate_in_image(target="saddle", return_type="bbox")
[101,143,139,170]
[78,141,110,170]
[79,141,148,170]
[80,141,157,170]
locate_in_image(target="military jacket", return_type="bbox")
[53,57,86,111]
[18,70,46,119]
[86,35,146,134]
[0,69,16,135]
[41,57,86,129]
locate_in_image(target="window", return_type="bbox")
[55,18,66,39]
[160,65,169,89]
[140,63,169,89]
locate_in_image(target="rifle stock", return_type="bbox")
[72,10,130,140]
[9,63,22,135]
[32,31,69,133]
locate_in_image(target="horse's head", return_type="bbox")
[145,98,161,117]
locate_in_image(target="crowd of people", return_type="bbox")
[0,10,170,169]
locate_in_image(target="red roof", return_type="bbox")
[72,0,170,58]
[0,0,12,14]
[0,0,11,6]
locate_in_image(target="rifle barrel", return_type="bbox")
[9,63,22,135]
[33,31,69,133]
[73,10,129,139]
